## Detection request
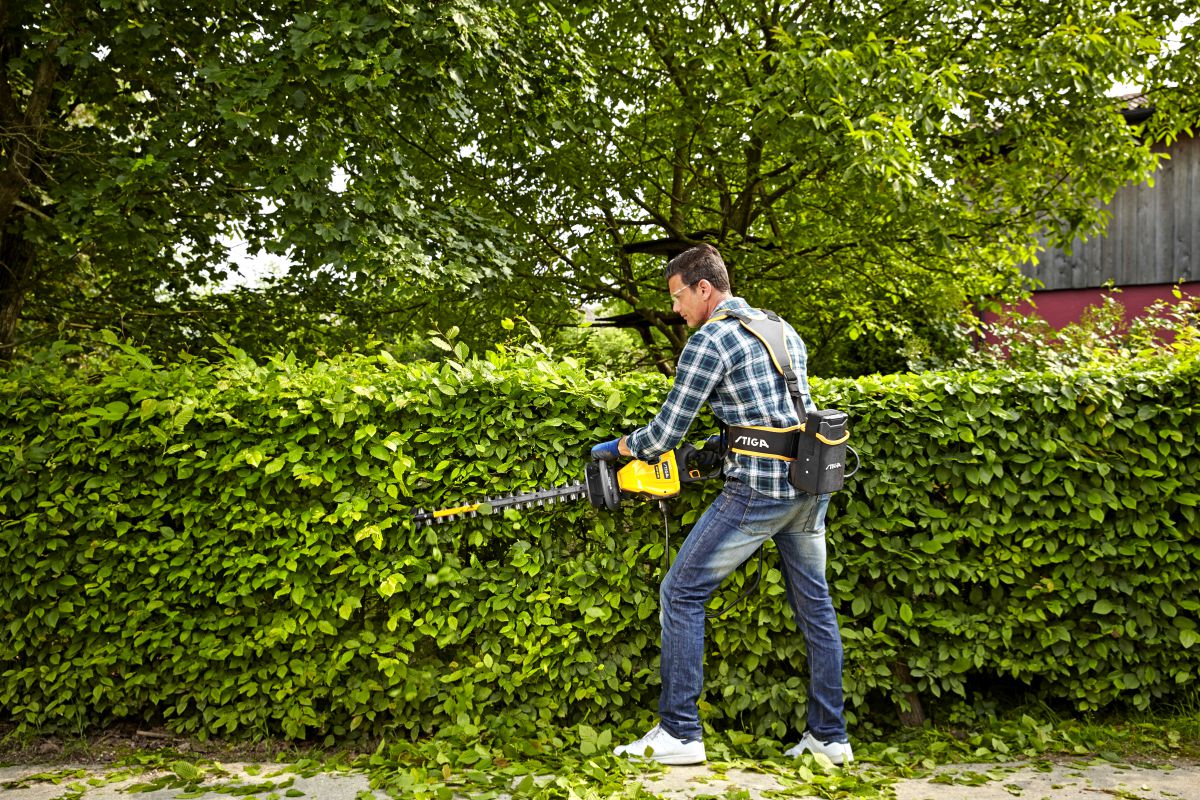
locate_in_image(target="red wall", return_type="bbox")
[985,282,1200,329]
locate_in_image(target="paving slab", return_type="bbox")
[641,759,1200,800]
[0,763,386,800]
[893,761,1200,800]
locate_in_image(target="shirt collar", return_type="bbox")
[705,295,751,323]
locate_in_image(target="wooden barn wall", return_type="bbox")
[1026,134,1199,290]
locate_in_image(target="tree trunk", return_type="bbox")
[636,323,676,377]
[0,14,65,364]
[0,228,34,364]
[892,660,927,727]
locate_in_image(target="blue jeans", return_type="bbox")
[658,480,847,743]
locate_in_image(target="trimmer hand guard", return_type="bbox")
[585,458,622,510]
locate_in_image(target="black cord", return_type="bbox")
[845,445,860,478]
[706,548,764,620]
[659,500,671,574]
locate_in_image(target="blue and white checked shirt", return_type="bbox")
[626,297,817,499]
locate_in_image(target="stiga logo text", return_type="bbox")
[735,436,770,448]
[825,463,842,471]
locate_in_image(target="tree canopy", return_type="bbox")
[3,0,1196,374]
[412,0,1198,374]
[1,0,581,359]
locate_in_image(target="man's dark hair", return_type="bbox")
[665,244,731,292]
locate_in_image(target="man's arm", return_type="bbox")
[624,330,726,461]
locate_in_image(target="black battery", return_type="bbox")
[788,409,849,495]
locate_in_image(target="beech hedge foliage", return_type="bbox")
[2,335,1198,741]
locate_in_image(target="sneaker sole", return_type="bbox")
[786,749,850,765]
[615,749,707,766]
[652,754,707,765]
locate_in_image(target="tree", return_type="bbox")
[4,1,1195,374]
[404,0,1198,375]
[0,0,582,362]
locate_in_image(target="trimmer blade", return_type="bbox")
[412,481,587,525]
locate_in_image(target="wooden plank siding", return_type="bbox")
[1026,133,1199,290]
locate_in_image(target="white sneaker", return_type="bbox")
[785,731,853,765]
[613,723,707,765]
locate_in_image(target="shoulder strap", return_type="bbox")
[710,308,807,415]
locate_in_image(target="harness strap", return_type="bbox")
[725,424,796,460]
[705,308,810,461]
[710,309,807,418]
[711,308,807,405]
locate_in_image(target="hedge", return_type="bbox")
[1,335,1198,742]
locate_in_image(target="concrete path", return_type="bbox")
[2,758,1198,799]
[0,763,384,800]
[892,761,1200,800]
[647,760,1200,799]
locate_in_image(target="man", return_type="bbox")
[591,244,852,766]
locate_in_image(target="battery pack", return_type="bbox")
[789,409,849,495]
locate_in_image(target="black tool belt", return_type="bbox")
[726,425,799,461]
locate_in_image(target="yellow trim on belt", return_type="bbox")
[730,447,795,462]
[736,423,801,433]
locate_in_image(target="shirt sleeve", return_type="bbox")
[626,329,727,460]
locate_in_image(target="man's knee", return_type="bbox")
[659,578,675,623]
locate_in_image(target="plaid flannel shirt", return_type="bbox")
[626,297,817,499]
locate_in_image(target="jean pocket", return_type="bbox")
[797,493,830,533]
[713,484,751,530]
[736,496,790,539]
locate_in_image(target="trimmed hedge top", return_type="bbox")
[1,336,1198,740]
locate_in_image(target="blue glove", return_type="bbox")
[590,437,622,462]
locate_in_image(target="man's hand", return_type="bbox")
[694,437,724,467]
[590,438,623,461]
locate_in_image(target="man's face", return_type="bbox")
[669,274,707,328]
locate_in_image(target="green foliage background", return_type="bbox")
[1,336,1198,741]
[6,1,1198,375]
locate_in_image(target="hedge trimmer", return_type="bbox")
[409,439,815,618]
[411,442,719,527]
